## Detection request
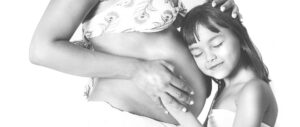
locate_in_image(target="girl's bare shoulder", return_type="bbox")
[236,78,271,106]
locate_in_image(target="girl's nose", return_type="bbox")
[206,51,217,63]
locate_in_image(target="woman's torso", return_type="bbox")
[83,0,208,124]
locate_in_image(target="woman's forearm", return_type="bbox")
[29,0,139,78]
[29,38,140,79]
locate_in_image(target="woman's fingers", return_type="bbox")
[165,83,194,105]
[212,0,240,19]
[219,0,234,12]
[153,96,169,114]
[160,60,194,105]
[160,60,194,94]
[220,0,238,19]
[160,60,175,72]
[169,75,194,95]
[231,5,238,18]
[212,0,226,7]
[133,60,193,112]
[160,92,187,112]
[232,5,243,20]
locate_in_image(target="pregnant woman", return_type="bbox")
[29,0,239,126]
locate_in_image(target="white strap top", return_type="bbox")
[207,109,271,127]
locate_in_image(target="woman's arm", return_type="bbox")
[29,0,138,78]
[29,0,193,111]
[233,80,270,127]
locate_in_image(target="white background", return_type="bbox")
[0,0,299,127]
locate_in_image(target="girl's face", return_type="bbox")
[189,24,241,79]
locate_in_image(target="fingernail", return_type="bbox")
[232,13,237,18]
[240,16,244,22]
[190,91,194,95]
[164,110,169,114]
[189,100,194,105]
[220,6,225,12]
[182,107,187,112]
[212,1,216,7]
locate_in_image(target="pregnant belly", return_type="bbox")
[87,27,207,124]
[88,78,169,122]
[89,27,181,60]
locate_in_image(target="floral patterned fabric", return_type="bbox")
[82,0,187,39]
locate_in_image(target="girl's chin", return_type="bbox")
[208,72,227,80]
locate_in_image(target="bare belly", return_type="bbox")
[87,27,208,124]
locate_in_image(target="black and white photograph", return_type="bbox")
[0,0,299,127]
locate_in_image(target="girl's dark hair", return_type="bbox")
[181,2,270,83]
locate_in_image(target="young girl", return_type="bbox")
[160,2,278,127]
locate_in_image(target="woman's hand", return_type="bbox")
[212,0,242,19]
[131,60,194,113]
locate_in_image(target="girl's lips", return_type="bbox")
[207,61,224,70]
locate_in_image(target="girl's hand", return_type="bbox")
[161,95,203,127]
[212,0,242,19]
[131,60,194,112]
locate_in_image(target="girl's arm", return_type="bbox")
[163,79,270,127]
[161,96,204,127]
[233,80,270,127]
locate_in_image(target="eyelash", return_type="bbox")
[190,41,223,57]
[190,49,203,58]
[213,41,223,48]
[194,52,203,57]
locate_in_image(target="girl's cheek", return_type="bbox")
[194,58,204,70]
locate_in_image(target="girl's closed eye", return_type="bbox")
[191,49,203,57]
[211,38,224,48]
